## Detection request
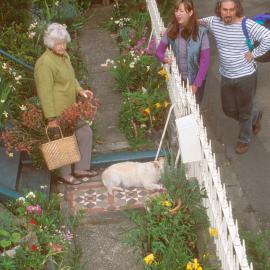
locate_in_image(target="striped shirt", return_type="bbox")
[200,16,270,78]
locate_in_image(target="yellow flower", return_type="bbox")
[186,258,203,270]
[163,100,170,108]
[158,68,167,77]
[8,152,14,158]
[143,108,151,115]
[193,259,199,269]
[186,262,193,270]
[144,253,155,265]
[209,227,218,238]
[161,200,172,207]
[155,102,161,109]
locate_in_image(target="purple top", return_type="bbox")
[155,30,210,87]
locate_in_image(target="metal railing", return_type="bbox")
[146,0,253,269]
[0,49,34,71]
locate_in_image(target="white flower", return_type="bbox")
[8,152,14,158]
[129,62,135,68]
[55,1,59,6]
[17,197,26,203]
[114,20,119,24]
[58,193,64,198]
[28,31,36,39]
[113,66,117,69]
[146,66,150,71]
[26,191,36,199]
[1,99,5,103]
[2,63,7,70]
[141,87,147,93]
[3,111,8,118]
[19,105,26,111]
[15,75,22,81]
[100,63,108,67]
[40,185,48,189]
[28,21,38,31]
[110,17,113,20]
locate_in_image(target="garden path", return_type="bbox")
[57,3,154,269]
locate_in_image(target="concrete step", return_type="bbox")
[91,149,167,168]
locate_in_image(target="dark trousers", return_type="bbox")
[221,71,259,144]
[182,79,206,104]
[59,120,93,177]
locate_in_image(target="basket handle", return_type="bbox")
[45,125,64,141]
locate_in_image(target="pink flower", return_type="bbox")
[26,204,42,215]
[49,242,62,252]
[64,230,74,241]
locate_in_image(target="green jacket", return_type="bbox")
[34,49,82,119]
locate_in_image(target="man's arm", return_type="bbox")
[248,19,270,59]
[199,16,214,30]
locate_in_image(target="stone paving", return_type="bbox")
[57,172,162,215]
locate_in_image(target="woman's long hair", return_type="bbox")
[167,0,199,41]
[215,0,243,18]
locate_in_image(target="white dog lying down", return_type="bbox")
[102,158,165,195]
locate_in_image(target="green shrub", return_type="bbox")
[124,160,209,269]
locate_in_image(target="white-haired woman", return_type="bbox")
[34,23,97,185]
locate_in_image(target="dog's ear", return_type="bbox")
[153,160,159,169]
[153,157,164,169]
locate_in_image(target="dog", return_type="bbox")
[102,158,165,195]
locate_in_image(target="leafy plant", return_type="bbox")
[0,229,22,251]
[1,94,98,166]
[242,228,270,270]
[124,160,209,269]
[119,89,169,147]
[2,190,84,269]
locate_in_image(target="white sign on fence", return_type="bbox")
[175,114,202,163]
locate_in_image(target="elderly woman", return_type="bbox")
[34,22,97,185]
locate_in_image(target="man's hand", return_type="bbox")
[163,56,173,65]
[245,51,254,62]
[79,89,93,98]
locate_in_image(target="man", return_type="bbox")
[200,0,270,154]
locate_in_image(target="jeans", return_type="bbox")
[221,71,258,144]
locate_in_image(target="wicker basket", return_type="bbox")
[39,126,81,171]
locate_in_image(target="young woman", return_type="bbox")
[155,0,210,103]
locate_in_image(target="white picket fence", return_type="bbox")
[146,0,253,269]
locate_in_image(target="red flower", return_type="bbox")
[31,244,38,251]
[29,218,37,225]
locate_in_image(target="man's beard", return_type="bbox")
[223,16,233,24]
